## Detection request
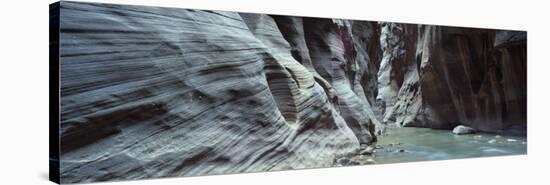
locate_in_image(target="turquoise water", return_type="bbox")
[349,127,527,164]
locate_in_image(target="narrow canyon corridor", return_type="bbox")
[53,1,527,183]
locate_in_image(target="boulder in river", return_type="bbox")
[452,125,476,135]
[348,161,361,166]
[360,146,375,155]
[365,158,376,164]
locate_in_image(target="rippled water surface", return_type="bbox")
[350,127,527,164]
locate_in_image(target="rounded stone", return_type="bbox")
[336,157,350,165]
[452,125,476,135]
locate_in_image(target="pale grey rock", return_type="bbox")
[375,23,422,126]
[359,146,375,155]
[56,1,379,183]
[301,17,380,143]
[452,125,476,135]
[377,23,408,111]
[365,158,376,164]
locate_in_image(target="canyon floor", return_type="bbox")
[336,126,527,166]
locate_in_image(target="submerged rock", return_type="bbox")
[452,125,476,135]
[348,161,361,165]
[365,158,376,164]
[336,157,351,165]
[359,146,375,155]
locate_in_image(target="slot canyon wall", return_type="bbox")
[53,1,526,183]
[379,24,527,132]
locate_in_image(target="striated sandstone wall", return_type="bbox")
[57,2,379,183]
[54,1,526,183]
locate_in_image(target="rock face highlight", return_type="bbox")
[51,1,527,184]
[452,125,477,135]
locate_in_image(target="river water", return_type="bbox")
[347,127,527,165]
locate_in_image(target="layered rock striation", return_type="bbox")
[57,2,379,183]
[53,1,526,183]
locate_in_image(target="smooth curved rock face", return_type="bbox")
[53,1,527,183]
[57,2,378,183]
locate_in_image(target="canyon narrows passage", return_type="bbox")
[52,1,527,183]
